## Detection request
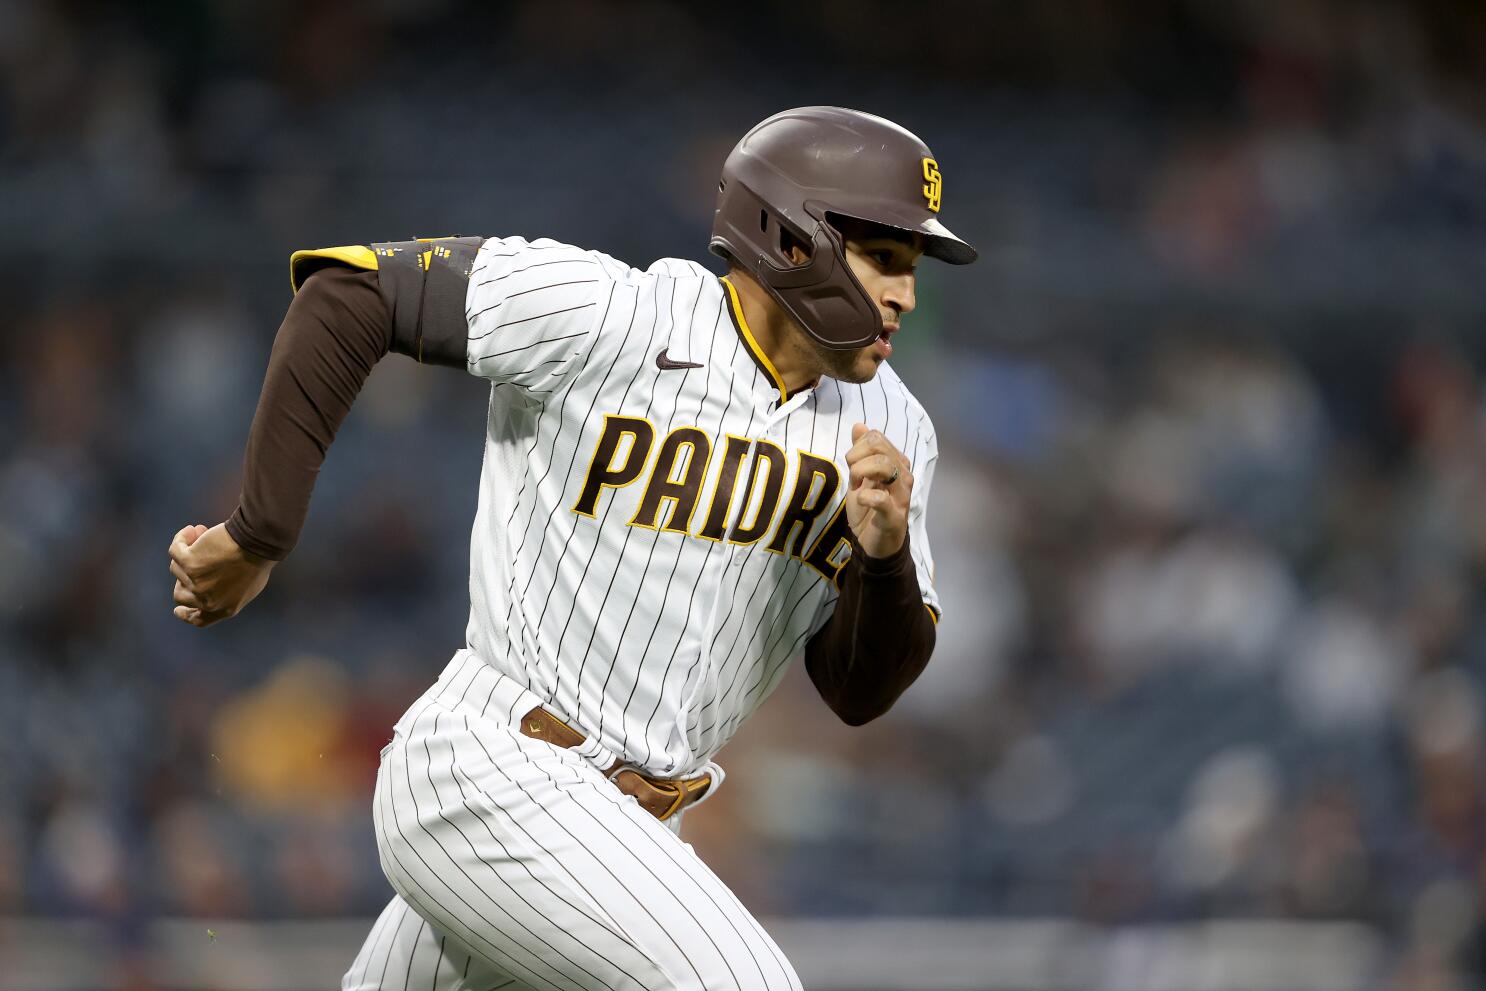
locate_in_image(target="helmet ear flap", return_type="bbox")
[756,221,884,350]
[712,181,882,350]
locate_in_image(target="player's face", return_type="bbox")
[802,234,922,384]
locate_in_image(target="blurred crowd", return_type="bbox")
[4,0,1486,988]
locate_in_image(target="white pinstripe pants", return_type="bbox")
[342,653,802,991]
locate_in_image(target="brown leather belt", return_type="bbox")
[519,706,712,822]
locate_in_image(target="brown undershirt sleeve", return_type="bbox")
[224,266,393,561]
[804,534,938,725]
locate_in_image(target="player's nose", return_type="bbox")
[884,273,916,318]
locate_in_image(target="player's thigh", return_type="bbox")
[375,701,801,991]
[344,893,520,991]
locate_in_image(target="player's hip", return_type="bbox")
[394,648,546,735]
[378,688,603,838]
[400,648,706,774]
[382,650,721,827]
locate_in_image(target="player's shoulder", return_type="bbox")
[642,256,718,283]
[472,241,718,291]
[888,366,936,433]
[833,363,936,428]
[819,363,939,462]
[474,235,633,281]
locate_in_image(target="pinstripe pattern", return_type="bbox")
[347,236,938,989]
[343,893,515,991]
[350,653,803,991]
[459,238,940,780]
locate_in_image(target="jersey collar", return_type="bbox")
[720,276,795,405]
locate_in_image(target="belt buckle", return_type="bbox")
[608,764,688,822]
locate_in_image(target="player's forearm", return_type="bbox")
[225,266,392,560]
[804,536,936,726]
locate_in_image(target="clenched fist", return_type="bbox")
[844,422,912,559]
[169,523,275,627]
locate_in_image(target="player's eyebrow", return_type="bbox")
[860,239,922,268]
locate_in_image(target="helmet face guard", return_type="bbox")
[709,106,977,351]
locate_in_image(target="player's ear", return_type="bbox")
[781,228,811,266]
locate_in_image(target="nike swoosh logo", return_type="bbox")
[656,348,704,371]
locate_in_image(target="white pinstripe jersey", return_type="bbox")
[459,236,940,777]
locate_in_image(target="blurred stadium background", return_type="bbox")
[3,0,1486,988]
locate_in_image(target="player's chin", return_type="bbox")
[819,348,884,385]
[845,352,886,384]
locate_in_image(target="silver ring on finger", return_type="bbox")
[887,466,901,485]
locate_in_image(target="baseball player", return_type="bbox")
[169,107,975,990]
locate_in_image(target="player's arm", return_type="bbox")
[169,240,478,627]
[803,424,937,726]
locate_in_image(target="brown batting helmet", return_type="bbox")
[709,106,976,350]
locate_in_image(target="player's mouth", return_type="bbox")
[874,322,899,358]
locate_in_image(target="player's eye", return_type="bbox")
[870,249,894,266]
